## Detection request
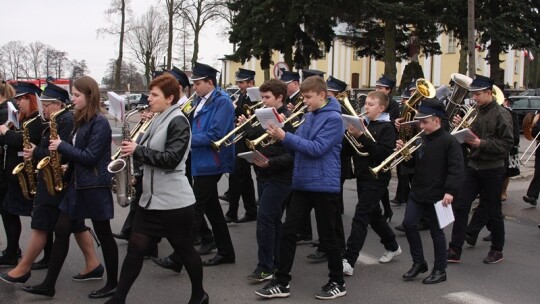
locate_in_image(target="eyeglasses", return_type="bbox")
[43,103,55,109]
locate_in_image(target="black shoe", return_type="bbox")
[447,248,461,263]
[0,271,31,284]
[197,241,217,255]
[422,269,447,284]
[31,258,49,270]
[523,195,538,206]
[218,194,230,202]
[88,286,117,299]
[402,262,428,280]
[72,264,104,281]
[306,250,328,262]
[483,234,492,242]
[193,236,202,246]
[202,254,235,266]
[21,285,55,297]
[235,215,256,223]
[225,214,238,223]
[0,255,18,267]
[1,248,21,259]
[295,234,312,244]
[465,233,477,247]
[150,256,183,273]
[112,232,129,241]
[144,246,158,259]
[394,224,405,232]
[483,249,503,264]
[311,239,320,247]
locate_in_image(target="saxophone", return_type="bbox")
[107,108,142,207]
[12,115,41,200]
[37,104,74,195]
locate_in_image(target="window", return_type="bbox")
[476,54,483,71]
[353,49,361,61]
[318,43,326,59]
[448,31,457,54]
[514,60,519,75]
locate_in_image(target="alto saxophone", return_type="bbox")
[12,115,41,200]
[107,108,143,207]
[37,104,74,195]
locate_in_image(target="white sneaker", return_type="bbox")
[342,259,354,276]
[379,245,402,263]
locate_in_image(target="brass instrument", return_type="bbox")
[37,104,75,195]
[108,108,142,207]
[291,95,305,113]
[211,115,260,151]
[446,73,472,127]
[246,105,307,150]
[451,84,504,134]
[12,115,41,200]
[111,105,150,160]
[520,111,540,164]
[370,130,425,178]
[337,92,375,156]
[399,78,436,142]
[229,88,241,103]
[492,84,505,105]
[243,101,263,116]
[180,93,197,116]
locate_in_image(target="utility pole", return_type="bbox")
[467,0,476,77]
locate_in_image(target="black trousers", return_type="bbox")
[343,180,398,266]
[275,191,344,285]
[226,157,257,219]
[403,198,447,271]
[450,167,505,253]
[193,174,235,258]
[526,153,540,199]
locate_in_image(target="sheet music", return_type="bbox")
[237,150,268,164]
[342,114,366,133]
[435,200,455,229]
[246,87,261,102]
[36,93,44,119]
[107,91,125,121]
[7,101,19,129]
[255,107,284,129]
[451,128,473,144]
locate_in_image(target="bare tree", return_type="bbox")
[178,0,224,66]
[42,46,57,78]
[51,50,68,79]
[70,59,89,79]
[98,0,132,90]
[175,15,193,70]
[127,6,168,85]
[28,41,47,78]
[1,41,27,79]
[164,0,186,70]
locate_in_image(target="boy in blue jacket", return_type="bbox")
[255,77,346,300]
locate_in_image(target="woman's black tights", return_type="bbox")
[0,211,21,257]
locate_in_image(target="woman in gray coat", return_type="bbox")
[106,74,207,304]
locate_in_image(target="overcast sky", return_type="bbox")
[1,0,233,84]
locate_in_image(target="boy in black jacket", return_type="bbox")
[399,98,463,284]
[342,91,401,277]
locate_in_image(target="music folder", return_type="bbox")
[237,150,268,164]
[451,128,475,144]
[342,114,366,133]
[435,200,455,229]
[255,107,284,129]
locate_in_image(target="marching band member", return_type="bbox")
[106,73,207,304]
[22,76,118,299]
[523,114,540,207]
[0,82,46,267]
[447,75,513,264]
[256,76,346,300]
[169,66,192,107]
[399,99,463,284]
[341,91,402,277]
[280,71,301,107]
[1,83,102,284]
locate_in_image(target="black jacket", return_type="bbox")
[386,98,400,123]
[352,119,396,182]
[243,104,295,184]
[410,128,464,204]
[234,92,257,154]
[0,101,8,186]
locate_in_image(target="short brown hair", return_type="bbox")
[150,74,180,105]
[0,81,16,100]
[259,79,287,101]
[367,91,389,110]
[300,77,327,96]
[72,76,102,128]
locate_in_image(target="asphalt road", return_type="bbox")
[0,126,539,304]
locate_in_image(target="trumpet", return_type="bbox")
[450,104,477,134]
[370,130,425,178]
[246,105,307,151]
[211,114,260,151]
[180,92,197,115]
[337,91,375,156]
[291,95,305,113]
[243,101,263,116]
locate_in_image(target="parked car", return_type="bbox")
[103,93,147,111]
[510,95,540,132]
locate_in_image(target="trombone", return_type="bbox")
[246,105,307,151]
[336,91,375,156]
[370,130,425,178]
[211,115,260,151]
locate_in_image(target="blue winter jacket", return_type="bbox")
[190,87,235,176]
[281,97,343,193]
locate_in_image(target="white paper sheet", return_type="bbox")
[450,128,473,144]
[107,91,126,121]
[6,101,19,129]
[342,114,366,133]
[237,150,268,163]
[246,87,261,102]
[435,200,455,229]
[255,107,284,129]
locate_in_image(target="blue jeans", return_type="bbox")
[256,181,290,272]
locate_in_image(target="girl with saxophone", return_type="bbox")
[106,73,206,304]
[0,82,46,267]
[22,76,118,299]
[1,83,103,285]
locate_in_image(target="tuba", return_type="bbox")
[12,115,41,200]
[37,104,75,195]
[108,108,143,207]
[370,130,425,178]
[337,92,375,156]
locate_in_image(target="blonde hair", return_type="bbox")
[0,81,16,101]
